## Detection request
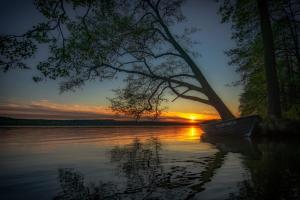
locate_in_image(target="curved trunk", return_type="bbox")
[167,36,235,120]
[208,93,235,120]
[155,8,236,120]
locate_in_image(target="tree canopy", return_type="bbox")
[0,0,235,120]
[219,0,300,120]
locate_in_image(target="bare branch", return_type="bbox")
[168,82,211,105]
[171,88,189,102]
[147,80,165,111]
[81,1,92,38]
[155,0,162,11]
[119,50,181,59]
[102,63,204,93]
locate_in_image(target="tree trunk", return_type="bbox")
[256,0,282,119]
[208,92,236,120]
[156,10,235,120]
[178,50,236,120]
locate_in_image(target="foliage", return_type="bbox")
[1,0,236,120]
[0,36,36,72]
[219,0,300,120]
[109,75,168,119]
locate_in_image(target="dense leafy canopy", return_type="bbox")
[1,0,236,120]
[219,0,300,119]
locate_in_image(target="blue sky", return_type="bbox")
[0,0,242,120]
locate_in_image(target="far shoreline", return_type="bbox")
[0,117,202,127]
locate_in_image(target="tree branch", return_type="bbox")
[168,82,211,105]
[119,49,181,59]
[171,88,189,102]
[105,62,204,93]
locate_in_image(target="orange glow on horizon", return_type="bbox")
[161,111,219,122]
[0,100,220,122]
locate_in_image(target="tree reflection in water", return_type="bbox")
[110,137,166,196]
[54,137,168,200]
[54,168,119,200]
[202,136,300,200]
[54,136,300,200]
[54,136,225,199]
[226,140,300,200]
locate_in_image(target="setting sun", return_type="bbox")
[161,111,218,122]
[190,115,196,121]
[162,112,218,122]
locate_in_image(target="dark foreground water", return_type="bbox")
[0,126,299,200]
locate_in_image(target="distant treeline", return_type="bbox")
[0,117,192,126]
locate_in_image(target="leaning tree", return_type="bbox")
[0,0,235,120]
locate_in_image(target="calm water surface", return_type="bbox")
[0,126,299,200]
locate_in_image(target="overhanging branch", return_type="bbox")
[168,82,211,105]
[102,63,204,93]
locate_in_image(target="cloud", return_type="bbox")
[0,100,219,121]
[0,100,116,120]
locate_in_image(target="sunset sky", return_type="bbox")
[0,0,242,122]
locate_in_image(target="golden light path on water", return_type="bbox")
[87,126,209,153]
[0,126,208,155]
[99,126,205,146]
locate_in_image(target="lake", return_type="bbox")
[0,126,299,200]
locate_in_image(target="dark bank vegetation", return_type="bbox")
[219,0,300,121]
[227,138,300,200]
[0,116,192,126]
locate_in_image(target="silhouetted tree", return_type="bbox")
[0,0,235,120]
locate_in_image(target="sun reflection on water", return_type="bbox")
[181,126,203,141]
